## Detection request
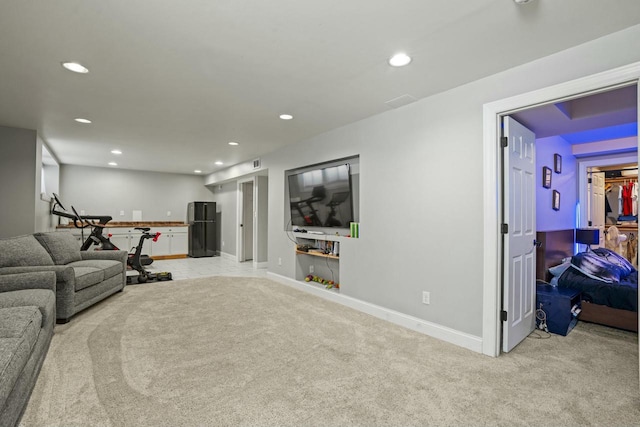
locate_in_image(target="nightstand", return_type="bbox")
[536,284,582,336]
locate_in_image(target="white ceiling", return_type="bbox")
[1,0,640,175]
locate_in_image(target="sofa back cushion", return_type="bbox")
[34,232,82,265]
[0,235,54,267]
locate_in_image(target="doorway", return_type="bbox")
[482,63,640,357]
[240,180,254,262]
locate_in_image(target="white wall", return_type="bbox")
[60,165,213,223]
[536,136,577,231]
[259,25,640,339]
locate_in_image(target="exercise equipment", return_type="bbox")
[127,227,172,284]
[50,194,172,284]
[50,193,153,266]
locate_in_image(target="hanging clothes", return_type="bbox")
[633,181,638,216]
[622,182,634,216]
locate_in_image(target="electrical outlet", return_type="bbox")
[120,210,125,216]
[278,257,282,265]
[422,291,430,305]
[309,265,314,273]
[166,211,171,216]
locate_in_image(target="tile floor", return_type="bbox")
[141,256,268,281]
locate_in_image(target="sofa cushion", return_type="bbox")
[34,231,82,265]
[0,235,54,268]
[73,267,104,291]
[0,289,56,328]
[68,259,123,280]
[0,306,42,405]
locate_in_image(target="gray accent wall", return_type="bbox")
[60,165,213,223]
[259,24,640,338]
[0,126,47,238]
[256,175,268,263]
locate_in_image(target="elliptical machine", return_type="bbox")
[50,194,172,283]
[51,193,153,266]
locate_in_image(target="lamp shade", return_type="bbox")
[575,228,600,245]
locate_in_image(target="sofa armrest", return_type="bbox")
[0,271,56,293]
[81,250,128,264]
[0,265,74,293]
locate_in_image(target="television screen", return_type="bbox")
[288,164,353,228]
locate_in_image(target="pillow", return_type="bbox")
[34,231,82,265]
[571,251,621,283]
[592,247,636,278]
[0,235,55,267]
[549,261,571,277]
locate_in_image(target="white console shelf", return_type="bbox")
[293,231,347,291]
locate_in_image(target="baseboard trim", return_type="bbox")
[267,272,483,354]
[253,261,268,269]
[219,252,237,262]
[151,254,187,261]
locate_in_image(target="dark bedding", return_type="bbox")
[558,267,638,312]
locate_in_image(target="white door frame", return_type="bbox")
[482,62,640,357]
[577,153,639,230]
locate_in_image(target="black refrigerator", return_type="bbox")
[187,202,216,257]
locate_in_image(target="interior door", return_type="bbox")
[503,116,537,353]
[590,171,606,247]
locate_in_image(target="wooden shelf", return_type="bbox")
[295,250,339,260]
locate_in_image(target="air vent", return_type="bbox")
[385,94,418,109]
[253,158,261,169]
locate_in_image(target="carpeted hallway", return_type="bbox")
[20,276,640,426]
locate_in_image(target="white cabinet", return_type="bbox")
[59,224,188,258]
[170,231,188,255]
[147,227,188,257]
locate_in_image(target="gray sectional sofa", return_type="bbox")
[0,271,56,427]
[0,231,127,323]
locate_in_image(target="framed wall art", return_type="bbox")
[554,153,562,174]
[552,190,560,211]
[542,166,552,189]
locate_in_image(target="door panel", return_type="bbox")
[590,172,605,248]
[503,116,537,353]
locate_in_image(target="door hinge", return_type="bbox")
[501,223,508,234]
[501,310,508,322]
[588,221,592,226]
[501,136,508,148]
[588,178,592,184]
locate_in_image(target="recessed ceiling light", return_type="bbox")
[62,62,89,74]
[228,141,239,146]
[194,170,202,174]
[108,162,118,166]
[215,161,224,166]
[74,118,92,124]
[389,53,412,67]
[279,114,293,120]
[111,149,122,155]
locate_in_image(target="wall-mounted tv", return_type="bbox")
[288,163,354,228]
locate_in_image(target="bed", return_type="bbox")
[536,229,638,332]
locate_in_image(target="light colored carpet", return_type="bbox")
[20,277,640,426]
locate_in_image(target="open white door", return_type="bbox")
[589,171,606,248]
[502,116,537,353]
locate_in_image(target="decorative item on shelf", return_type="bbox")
[554,153,562,174]
[350,222,360,238]
[552,190,561,211]
[542,166,552,189]
[575,228,600,251]
[305,274,339,289]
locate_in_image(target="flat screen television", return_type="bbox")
[288,163,354,228]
